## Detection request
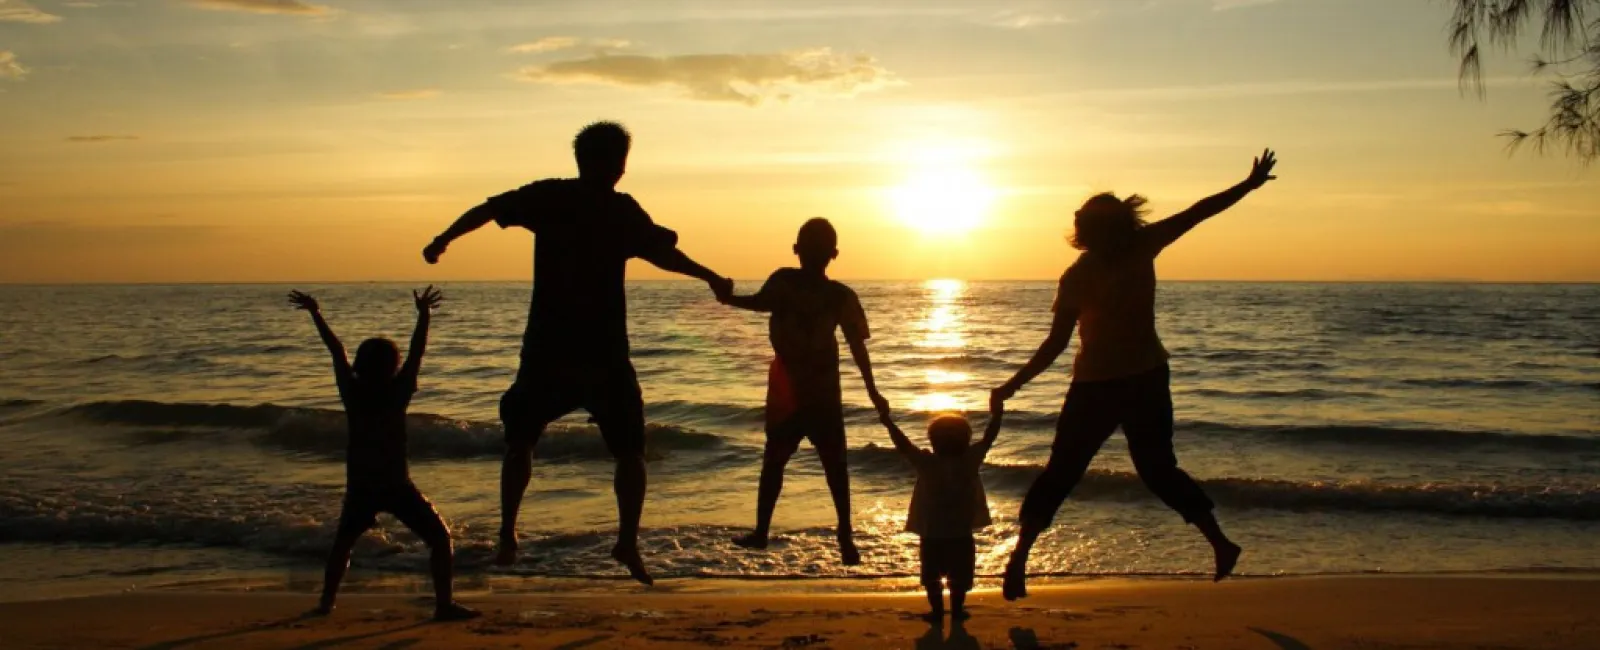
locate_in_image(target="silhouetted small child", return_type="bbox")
[879,397,1003,621]
[288,287,478,622]
[718,218,884,565]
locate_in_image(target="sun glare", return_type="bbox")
[887,145,998,237]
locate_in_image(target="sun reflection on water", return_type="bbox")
[909,279,973,413]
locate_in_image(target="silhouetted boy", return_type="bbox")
[879,399,1003,622]
[289,287,478,622]
[719,218,882,565]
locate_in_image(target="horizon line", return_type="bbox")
[3,279,1597,287]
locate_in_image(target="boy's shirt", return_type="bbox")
[904,440,994,539]
[754,268,869,420]
[337,373,418,490]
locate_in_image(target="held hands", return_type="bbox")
[868,390,891,425]
[422,238,449,265]
[1246,148,1278,189]
[287,290,319,313]
[709,277,735,303]
[414,285,444,313]
[991,382,1018,403]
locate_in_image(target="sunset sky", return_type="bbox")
[0,0,1595,283]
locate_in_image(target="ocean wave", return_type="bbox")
[1186,388,1373,400]
[1179,421,1600,452]
[847,446,1600,520]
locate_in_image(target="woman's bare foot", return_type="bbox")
[1213,541,1242,582]
[433,602,481,622]
[494,533,518,567]
[611,543,654,586]
[731,532,769,550]
[1002,559,1029,601]
[838,536,861,566]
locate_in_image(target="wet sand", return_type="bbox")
[3,576,1597,649]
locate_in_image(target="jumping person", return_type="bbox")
[421,122,734,585]
[994,149,1279,600]
[289,287,479,621]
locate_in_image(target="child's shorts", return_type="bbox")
[919,535,976,592]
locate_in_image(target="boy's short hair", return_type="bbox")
[352,337,400,381]
[573,121,631,171]
[796,217,837,252]
[927,414,974,457]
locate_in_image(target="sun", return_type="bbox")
[888,159,997,237]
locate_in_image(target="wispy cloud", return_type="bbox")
[518,48,897,105]
[983,9,1081,29]
[506,36,631,54]
[65,134,139,143]
[186,0,333,16]
[375,88,440,100]
[1213,0,1280,11]
[0,51,27,80]
[0,0,61,23]
[1047,76,1528,102]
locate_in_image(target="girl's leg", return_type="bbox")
[318,506,372,614]
[1122,365,1240,581]
[1007,383,1119,600]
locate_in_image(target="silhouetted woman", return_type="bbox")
[993,150,1278,600]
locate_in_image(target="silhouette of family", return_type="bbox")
[289,121,1279,622]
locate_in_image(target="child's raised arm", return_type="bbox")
[878,408,921,457]
[973,393,1006,460]
[399,285,443,383]
[288,291,351,384]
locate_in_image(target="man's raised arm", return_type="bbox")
[423,202,497,264]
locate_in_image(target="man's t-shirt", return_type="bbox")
[337,374,417,490]
[487,179,679,366]
[904,440,994,539]
[754,269,869,417]
[1054,232,1170,383]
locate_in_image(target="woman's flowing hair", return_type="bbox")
[1070,192,1150,255]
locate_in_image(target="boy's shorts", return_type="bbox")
[919,536,976,592]
[764,357,846,458]
[337,482,449,544]
[500,359,646,459]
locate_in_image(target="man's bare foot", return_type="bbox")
[611,544,654,586]
[919,611,944,624]
[1213,541,1242,582]
[951,609,971,622]
[309,604,333,617]
[1002,559,1029,601]
[731,532,769,550]
[433,602,481,622]
[838,536,861,566]
[494,533,518,567]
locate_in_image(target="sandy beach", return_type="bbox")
[4,576,1597,649]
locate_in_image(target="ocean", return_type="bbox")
[1,281,1596,599]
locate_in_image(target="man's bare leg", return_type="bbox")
[611,453,653,585]
[497,440,534,566]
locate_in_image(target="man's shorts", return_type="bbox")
[337,482,449,544]
[919,535,977,592]
[500,360,646,459]
[764,357,846,459]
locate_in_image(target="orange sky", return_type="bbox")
[0,0,1595,283]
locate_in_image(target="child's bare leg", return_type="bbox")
[923,584,945,622]
[733,444,792,549]
[397,495,481,621]
[815,443,859,565]
[316,530,362,614]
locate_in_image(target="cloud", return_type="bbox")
[375,88,440,100]
[0,51,27,81]
[983,10,1081,29]
[186,0,332,16]
[65,135,139,143]
[506,36,631,54]
[1213,0,1280,10]
[0,0,61,23]
[518,48,897,105]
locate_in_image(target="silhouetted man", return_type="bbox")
[422,121,732,584]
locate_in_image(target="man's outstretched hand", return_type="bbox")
[709,277,735,303]
[287,290,319,312]
[1246,148,1278,189]
[422,238,449,265]
[414,285,443,313]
